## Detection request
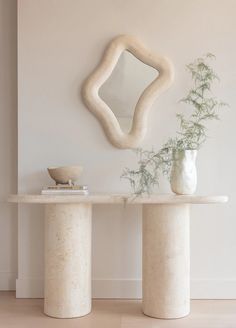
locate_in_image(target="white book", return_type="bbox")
[41,189,89,195]
[42,185,88,190]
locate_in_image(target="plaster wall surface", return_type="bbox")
[15,0,236,297]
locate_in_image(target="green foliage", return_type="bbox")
[121,54,228,195]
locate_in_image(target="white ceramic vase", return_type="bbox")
[170,149,197,195]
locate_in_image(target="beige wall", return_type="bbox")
[5,0,236,297]
[0,0,17,290]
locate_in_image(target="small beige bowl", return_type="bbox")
[47,166,83,185]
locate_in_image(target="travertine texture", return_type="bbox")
[8,193,228,204]
[143,204,190,319]
[44,203,92,318]
[8,194,228,318]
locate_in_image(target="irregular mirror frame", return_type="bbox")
[81,35,174,149]
[99,51,158,133]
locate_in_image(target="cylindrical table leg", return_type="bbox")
[142,204,190,319]
[44,203,92,318]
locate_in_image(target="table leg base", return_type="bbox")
[44,203,92,319]
[142,204,190,319]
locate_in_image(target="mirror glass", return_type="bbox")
[99,51,158,132]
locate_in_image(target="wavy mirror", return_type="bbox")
[82,35,174,149]
[99,51,157,133]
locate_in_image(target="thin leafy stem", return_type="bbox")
[121,54,228,195]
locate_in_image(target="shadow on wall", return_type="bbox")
[0,0,17,290]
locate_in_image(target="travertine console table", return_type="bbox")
[8,194,228,319]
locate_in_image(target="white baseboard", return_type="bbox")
[16,277,44,298]
[191,279,236,299]
[0,272,16,290]
[15,278,236,299]
[92,279,142,298]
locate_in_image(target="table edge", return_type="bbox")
[7,194,229,205]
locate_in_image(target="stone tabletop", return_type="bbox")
[8,194,228,205]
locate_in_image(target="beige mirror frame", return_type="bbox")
[82,35,174,149]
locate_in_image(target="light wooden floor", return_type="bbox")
[0,292,236,328]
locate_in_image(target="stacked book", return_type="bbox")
[41,185,89,195]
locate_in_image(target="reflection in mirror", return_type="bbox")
[99,51,158,132]
[82,35,174,149]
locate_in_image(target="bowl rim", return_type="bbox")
[47,165,83,171]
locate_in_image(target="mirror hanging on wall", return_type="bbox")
[82,35,174,149]
[99,51,158,133]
